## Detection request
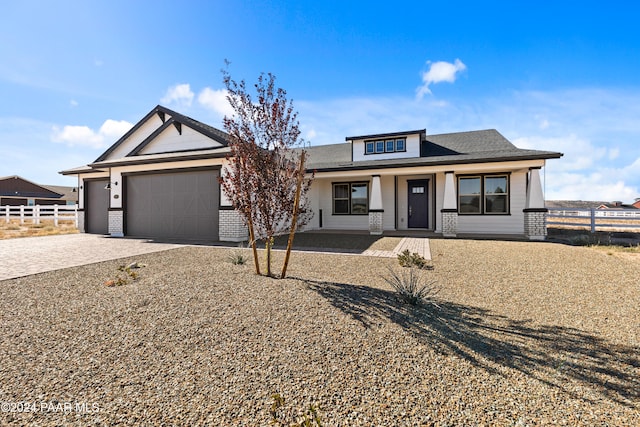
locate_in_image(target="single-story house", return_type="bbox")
[546,200,639,210]
[0,175,78,206]
[60,105,563,240]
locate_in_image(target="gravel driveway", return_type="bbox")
[0,240,638,425]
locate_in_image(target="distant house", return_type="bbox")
[596,201,638,210]
[0,175,77,206]
[546,200,638,210]
[61,105,563,240]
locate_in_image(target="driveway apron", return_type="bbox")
[0,234,183,281]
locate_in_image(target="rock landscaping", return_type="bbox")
[0,240,638,425]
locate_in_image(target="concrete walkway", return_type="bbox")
[362,237,431,260]
[0,234,183,281]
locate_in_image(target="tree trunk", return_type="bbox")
[265,237,272,277]
[247,215,261,275]
[281,151,306,279]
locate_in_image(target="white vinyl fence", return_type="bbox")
[2,204,78,227]
[547,208,640,233]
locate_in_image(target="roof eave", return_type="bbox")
[308,152,563,173]
[345,129,427,141]
[88,150,230,169]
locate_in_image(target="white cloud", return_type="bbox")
[161,83,194,107]
[416,59,467,98]
[99,119,134,140]
[544,172,638,202]
[513,134,607,171]
[70,100,78,107]
[51,119,132,149]
[197,87,234,119]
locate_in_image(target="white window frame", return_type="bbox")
[364,138,407,155]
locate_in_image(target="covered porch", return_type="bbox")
[307,163,548,240]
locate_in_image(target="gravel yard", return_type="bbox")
[1,239,639,426]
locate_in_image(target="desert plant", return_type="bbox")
[382,267,438,306]
[270,393,322,426]
[397,249,433,270]
[105,262,145,287]
[227,248,249,265]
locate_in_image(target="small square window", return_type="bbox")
[365,142,374,154]
[385,140,395,152]
[395,139,405,151]
[375,140,384,153]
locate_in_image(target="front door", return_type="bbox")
[408,179,429,228]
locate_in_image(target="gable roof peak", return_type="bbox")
[93,105,230,163]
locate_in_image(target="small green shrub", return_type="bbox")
[228,249,249,265]
[397,249,433,270]
[270,393,322,427]
[383,267,438,306]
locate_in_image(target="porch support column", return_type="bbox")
[524,167,547,241]
[441,171,457,237]
[369,175,384,235]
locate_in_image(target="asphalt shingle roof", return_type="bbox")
[305,129,562,171]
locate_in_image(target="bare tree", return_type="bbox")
[220,67,313,277]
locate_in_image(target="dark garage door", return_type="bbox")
[86,180,109,234]
[126,170,219,241]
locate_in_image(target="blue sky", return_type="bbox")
[1,0,639,202]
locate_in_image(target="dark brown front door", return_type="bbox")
[408,179,428,228]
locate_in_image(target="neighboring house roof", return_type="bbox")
[597,202,637,209]
[0,175,76,201]
[306,129,562,171]
[546,200,608,209]
[546,200,638,209]
[0,175,62,198]
[42,185,78,202]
